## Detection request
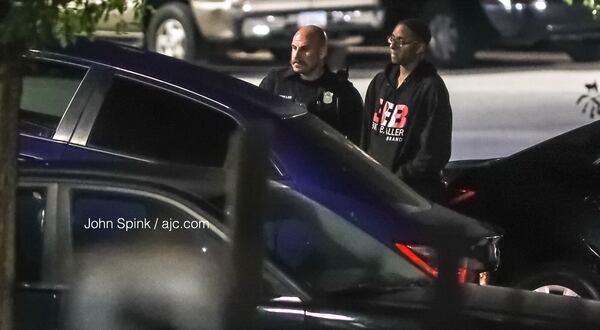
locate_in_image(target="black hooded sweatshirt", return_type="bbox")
[361,60,452,183]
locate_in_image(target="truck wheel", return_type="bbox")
[567,42,600,62]
[422,1,475,68]
[146,2,199,61]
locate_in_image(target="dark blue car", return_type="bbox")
[19,40,498,280]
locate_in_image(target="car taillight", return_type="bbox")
[395,244,467,283]
[448,188,476,206]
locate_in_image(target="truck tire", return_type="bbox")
[422,0,475,68]
[146,2,199,61]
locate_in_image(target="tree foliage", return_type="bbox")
[563,0,600,19]
[1,0,144,48]
[0,1,143,329]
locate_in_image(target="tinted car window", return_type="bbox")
[68,188,296,300]
[70,190,215,251]
[88,77,238,167]
[16,188,46,283]
[20,61,87,138]
[266,186,427,293]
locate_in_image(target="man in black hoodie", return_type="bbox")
[260,25,363,144]
[361,19,452,202]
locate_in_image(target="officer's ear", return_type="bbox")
[319,46,327,60]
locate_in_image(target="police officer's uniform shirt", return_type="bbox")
[259,67,363,144]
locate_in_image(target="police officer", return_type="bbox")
[259,25,363,144]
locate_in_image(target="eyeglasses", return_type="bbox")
[387,35,418,47]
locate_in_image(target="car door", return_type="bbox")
[18,58,98,162]
[14,184,62,330]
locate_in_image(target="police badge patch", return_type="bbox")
[323,91,334,104]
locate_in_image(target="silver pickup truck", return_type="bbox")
[95,0,383,61]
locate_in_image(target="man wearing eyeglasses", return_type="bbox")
[260,25,363,144]
[360,19,452,203]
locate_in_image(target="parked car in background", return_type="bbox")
[96,0,384,61]
[19,40,500,283]
[374,0,600,67]
[15,162,600,329]
[445,120,600,299]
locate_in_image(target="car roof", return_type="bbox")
[19,161,229,201]
[29,39,306,120]
[505,120,600,162]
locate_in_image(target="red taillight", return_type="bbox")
[396,244,438,277]
[395,243,468,283]
[448,188,476,206]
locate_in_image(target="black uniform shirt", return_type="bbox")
[259,67,363,144]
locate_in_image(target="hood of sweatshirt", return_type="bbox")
[384,60,438,88]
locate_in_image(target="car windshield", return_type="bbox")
[265,184,429,293]
[279,115,429,211]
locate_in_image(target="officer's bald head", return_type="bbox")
[290,25,328,80]
[293,25,328,49]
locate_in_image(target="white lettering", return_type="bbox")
[84,218,113,229]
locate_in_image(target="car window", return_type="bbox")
[87,76,238,167]
[68,188,295,299]
[265,185,428,293]
[70,189,219,251]
[20,61,87,139]
[16,188,46,283]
